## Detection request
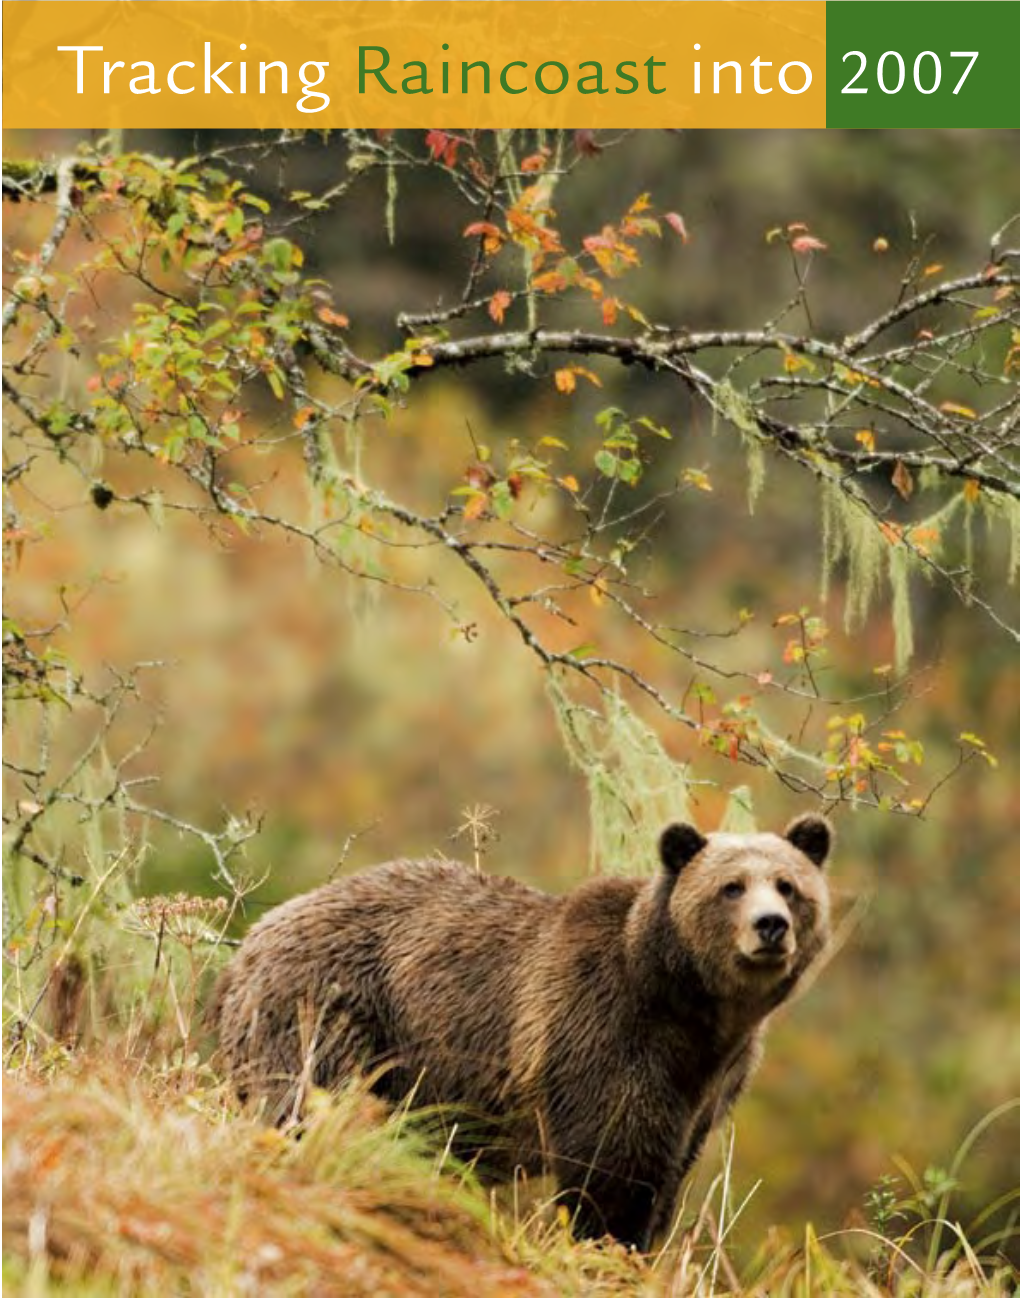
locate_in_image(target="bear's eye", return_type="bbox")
[776,879,796,900]
[721,881,745,899]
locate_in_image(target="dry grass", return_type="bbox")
[2,1059,548,1297]
[3,1051,1015,1298]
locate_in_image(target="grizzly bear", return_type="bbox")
[212,814,833,1250]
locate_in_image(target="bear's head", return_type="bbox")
[658,815,833,1003]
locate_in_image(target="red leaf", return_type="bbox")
[425,129,460,167]
[573,129,602,158]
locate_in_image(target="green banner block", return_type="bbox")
[826,1,1020,127]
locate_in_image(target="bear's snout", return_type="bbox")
[753,913,790,948]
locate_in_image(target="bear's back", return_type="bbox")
[213,859,563,1123]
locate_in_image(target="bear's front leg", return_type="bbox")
[560,1172,658,1252]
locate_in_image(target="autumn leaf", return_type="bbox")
[855,429,876,452]
[922,263,944,277]
[879,521,903,545]
[488,289,511,324]
[664,212,689,243]
[681,468,713,492]
[907,526,940,555]
[532,270,568,294]
[939,400,977,419]
[465,463,495,491]
[520,150,550,174]
[573,129,602,157]
[559,474,580,493]
[963,479,981,504]
[872,236,889,252]
[554,365,602,394]
[315,306,349,328]
[425,129,462,168]
[464,221,504,256]
[601,296,620,326]
[791,234,828,254]
[462,491,488,522]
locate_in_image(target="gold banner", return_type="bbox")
[3,1,826,129]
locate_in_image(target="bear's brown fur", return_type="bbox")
[212,814,833,1250]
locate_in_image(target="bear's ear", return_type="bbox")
[784,814,833,869]
[659,823,708,875]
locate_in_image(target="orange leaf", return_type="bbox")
[891,460,914,501]
[488,289,511,324]
[922,263,944,277]
[559,474,580,493]
[316,306,349,328]
[555,365,602,394]
[532,270,568,294]
[855,429,876,452]
[463,491,488,521]
[963,479,981,504]
[464,221,504,255]
[601,296,620,326]
[520,150,550,173]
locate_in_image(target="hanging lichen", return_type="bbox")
[303,418,381,625]
[385,149,398,246]
[719,785,757,833]
[819,478,886,633]
[887,543,915,677]
[979,490,1020,584]
[715,380,767,513]
[548,676,692,876]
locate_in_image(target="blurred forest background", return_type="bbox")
[3,127,1018,1273]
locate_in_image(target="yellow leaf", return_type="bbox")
[855,429,876,452]
[559,474,580,493]
[939,401,976,419]
[554,368,577,394]
[463,491,487,521]
[963,479,980,504]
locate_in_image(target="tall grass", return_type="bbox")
[4,1048,1015,1296]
